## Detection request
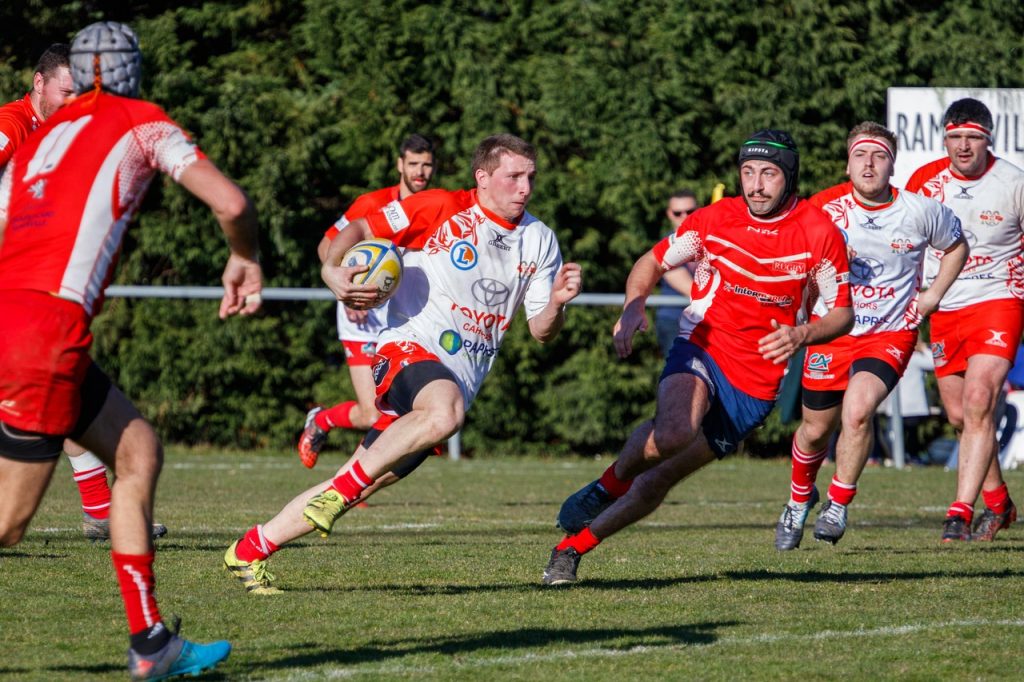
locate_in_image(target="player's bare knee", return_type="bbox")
[115,439,164,483]
[650,426,695,461]
[423,405,463,442]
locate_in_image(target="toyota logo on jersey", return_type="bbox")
[471,278,511,306]
[849,257,884,283]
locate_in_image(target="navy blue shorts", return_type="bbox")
[660,339,775,458]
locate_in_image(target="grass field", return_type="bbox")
[2,449,1023,681]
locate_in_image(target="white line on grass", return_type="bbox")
[253,618,1024,680]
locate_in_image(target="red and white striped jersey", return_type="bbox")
[906,156,1024,311]
[366,188,563,407]
[652,196,851,400]
[0,91,204,318]
[810,183,962,334]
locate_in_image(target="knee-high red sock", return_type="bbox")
[235,525,280,562]
[598,463,632,498]
[946,501,973,523]
[827,475,857,506]
[69,452,112,519]
[790,440,827,504]
[556,527,602,555]
[981,484,1011,515]
[316,401,357,431]
[112,551,162,635]
[329,460,375,502]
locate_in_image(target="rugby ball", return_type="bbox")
[343,238,403,304]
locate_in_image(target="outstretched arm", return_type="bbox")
[613,250,664,358]
[177,159,262,319]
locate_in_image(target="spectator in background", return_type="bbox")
[655,189,699,355]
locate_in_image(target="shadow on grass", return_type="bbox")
[0,663,228,679]
[252,620,737,672]
[721,567,1024,583]
[284,573,717,595]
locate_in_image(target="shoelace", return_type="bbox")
[252,560,276,585]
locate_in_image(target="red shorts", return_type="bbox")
[802,329,917,392]
[929,298,1024,377]
[368,340,448,458]
[370,340,442,410]
[0,291,93,434]
[342,339,377,367]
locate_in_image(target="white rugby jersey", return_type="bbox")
[907,157,1024,311]
[365,188,562,407]
[336,302,388,343]
[810,183,962,334]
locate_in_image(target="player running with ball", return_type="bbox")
[224,134,581,594]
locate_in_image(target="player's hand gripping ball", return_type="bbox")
[343,238,403,305]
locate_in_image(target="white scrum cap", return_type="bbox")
[70,21,142,97]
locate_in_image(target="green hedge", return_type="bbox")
[2,1,1022,454]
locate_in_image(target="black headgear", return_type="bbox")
[737,129,800,200]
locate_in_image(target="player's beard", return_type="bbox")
[403,170,429,194]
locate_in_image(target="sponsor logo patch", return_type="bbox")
[451,241,478,270]
[807,352,833,372]
[381,200,410,234]
[439,329,463,355]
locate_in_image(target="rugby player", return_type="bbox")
[543,130,853,585]
[774,121,967,550]
[1,43,167,542]
[0,22,261,679]
[223,134,581,594]
[298,134,435,468]
[906,98,1024,541]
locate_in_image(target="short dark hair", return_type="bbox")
[399,133,433,157]
[670,188,696,202]
[943,98,994,132]
[34,43,70,80]
[471,134,536,175]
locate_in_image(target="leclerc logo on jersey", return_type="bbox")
[451,241,478,270]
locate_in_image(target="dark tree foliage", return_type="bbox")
[2,1,1022,453]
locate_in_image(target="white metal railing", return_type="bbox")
[105,285,913,467]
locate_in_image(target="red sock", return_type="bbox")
[556,527,601,555]
[329,460,375,502]
[981,484,1011,515]
[827,475,857,506]
[112,552,162,635]
[598,463,632,498]
[316,401,356,431]
[74,465,112,519]
[790,440,827,504]
[946,501,974,523]
[235,525,279,562]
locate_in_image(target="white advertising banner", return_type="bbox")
[886,87,1024,186]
